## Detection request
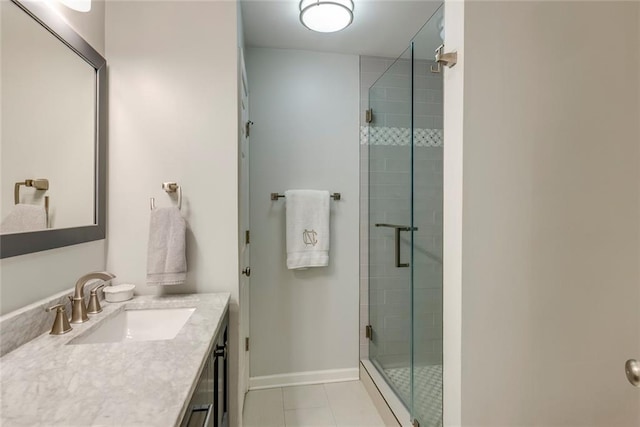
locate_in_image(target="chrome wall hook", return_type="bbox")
[430,44,458,73]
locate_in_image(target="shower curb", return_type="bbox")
[360,360,409,427]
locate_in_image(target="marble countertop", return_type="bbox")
[0,293,230,427]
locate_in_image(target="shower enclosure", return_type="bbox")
[364,6,444,427]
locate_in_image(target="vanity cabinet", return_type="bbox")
[181,313,228,427]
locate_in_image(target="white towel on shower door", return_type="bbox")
[285,189,330,270]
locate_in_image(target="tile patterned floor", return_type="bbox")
[243,381,386,427]
[384,365,442,426]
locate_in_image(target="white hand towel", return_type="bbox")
[0,204,46,234]
[147,207,187,285]
[285,190,330,269]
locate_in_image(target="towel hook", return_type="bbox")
[150,182,182,210]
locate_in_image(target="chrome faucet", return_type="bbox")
[70,271,116,324]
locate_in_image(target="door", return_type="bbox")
[180,352,214,427]
[367,7,446,425]
[367,45,414,408]
[214,321,229,427]
[411,6,444,426]
[238,49,251,405]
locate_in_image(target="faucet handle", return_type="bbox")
[46,304,72,335]
[87,284,105,314]
[90,283,106,294]
[46,303,65,312]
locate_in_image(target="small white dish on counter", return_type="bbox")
[103,284,135,302]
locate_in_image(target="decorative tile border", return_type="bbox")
[360,125,443,147]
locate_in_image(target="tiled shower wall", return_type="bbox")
[359,56,443,367]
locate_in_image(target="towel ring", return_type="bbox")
[150,182,182,210]
[14,179,50,228]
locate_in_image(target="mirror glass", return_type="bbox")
[0,0,106,258]
[1,0,96,233]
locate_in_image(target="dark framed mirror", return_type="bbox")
[1,0,106,258]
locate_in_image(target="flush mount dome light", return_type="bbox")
[299,0,354,33]
[59,0,91,12]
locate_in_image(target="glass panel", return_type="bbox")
[411,4,444,426]
[368,46,413,409]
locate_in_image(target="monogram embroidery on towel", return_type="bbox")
[302,229,318,246]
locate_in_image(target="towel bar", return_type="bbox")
[270,192,341,201]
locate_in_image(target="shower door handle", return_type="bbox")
[375,224,418,268]
[394,227,410,268]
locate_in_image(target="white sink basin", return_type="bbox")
[70,308,196,344]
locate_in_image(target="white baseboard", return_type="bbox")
[249,367,359,390]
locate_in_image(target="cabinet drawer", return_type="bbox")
[183,404,213,427]
[181,312,228,427]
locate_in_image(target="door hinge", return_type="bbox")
[412,419,420,427]
[365,109,373,124]
[245,120,253,137]
[365,325,373,341]
[245,230,250,245]
[430,44,458,73]
[245,337,250,351]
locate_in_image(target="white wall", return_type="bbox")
[0,240,105,313]
[246,48,360,384]
[453,1,640,425]
[442,0,463,425]
[105,1,238,297]
[0,0,106,315]
[104,1,241,423]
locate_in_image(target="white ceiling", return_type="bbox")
[241,0,443,59]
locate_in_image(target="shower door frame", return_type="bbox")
[365,5,445,426]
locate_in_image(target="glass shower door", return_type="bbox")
[368,46,414,407]
[367,5,444,426]
[411,5,444,426]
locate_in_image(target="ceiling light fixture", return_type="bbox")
[59,0,91,13]
[299,0,354,33]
